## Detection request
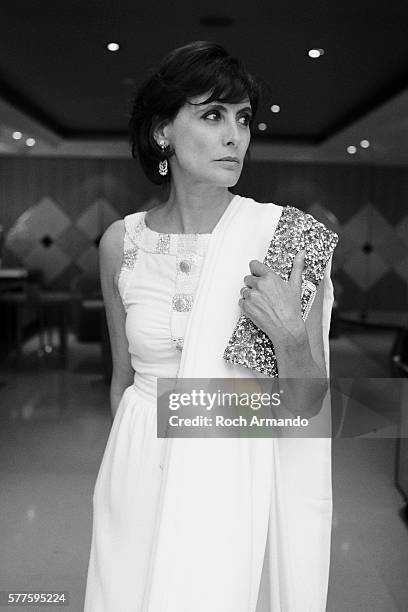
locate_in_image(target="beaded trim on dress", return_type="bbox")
[118,210,211,351]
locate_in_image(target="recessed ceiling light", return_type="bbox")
[107,42,120,52]
[25,137,35,147]
[270,105,280,113]
[12,131,22,140]
[308,48,325,58]
[258,122,267,131]
[360,139,370,148]
[347,145,357,154]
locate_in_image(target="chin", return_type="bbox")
[210,169,242,187]
[224,174,241,188]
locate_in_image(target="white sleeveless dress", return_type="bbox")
[84,211,241,610]
[83,205,331,612]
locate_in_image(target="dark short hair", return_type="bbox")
[129,41,260,185]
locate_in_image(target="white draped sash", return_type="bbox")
[143,195,334,612]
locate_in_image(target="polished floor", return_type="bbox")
[0,326,407,612]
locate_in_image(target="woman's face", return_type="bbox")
[162,94,253,187]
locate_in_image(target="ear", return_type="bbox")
[152,116,170,148]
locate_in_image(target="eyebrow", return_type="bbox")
[191,102,253,114]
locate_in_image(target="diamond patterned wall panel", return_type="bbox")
[329,232,360,272]
[5,209,39,260]
[336,203,408,292]
[376,234,407,268]
[396,215,408,246]
[5,197,72,284]
[76,245,99,276]
[76,199,120,242]
[341,250,389,291]
[23,197,71,241]
[55,225,91,260]
[4,196,120,287]
[1,157,407,308]
[25,243,71,284]
[342,204,394,245]
[395,257,408,283]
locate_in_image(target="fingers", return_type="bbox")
[246,251,305,291]
[240,286,251,299]
[289,250,306,287]
[243,274,257,288]
[249,260,269,276]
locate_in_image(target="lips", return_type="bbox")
[215,157,240,163]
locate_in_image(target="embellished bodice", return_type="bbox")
[117,210,211,397]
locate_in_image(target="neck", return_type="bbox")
[159,183,235,234]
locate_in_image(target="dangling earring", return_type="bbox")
[158,140,168,176]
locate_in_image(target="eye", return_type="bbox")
[238,113,252,126]
[201,108,252,125]
[203,110,221,121]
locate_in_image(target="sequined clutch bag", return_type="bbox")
[223,205,339,377]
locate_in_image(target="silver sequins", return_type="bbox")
[122,246,139,270]
[223,205,339,377]
[172,293,194,312]
[120,216,145,273]
[127,211,209,352]
[179,259,192,273]
[156,234,171,254]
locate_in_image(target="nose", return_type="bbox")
[222,116,241,147]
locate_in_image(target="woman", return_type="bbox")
[84,41,335,611]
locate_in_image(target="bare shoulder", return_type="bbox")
[99,219,125,252]
[98,219,125,284]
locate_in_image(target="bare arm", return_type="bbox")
[273,277,329,419]
[242,253,330,419]
[99,220,134,422]
[274,272,326,378]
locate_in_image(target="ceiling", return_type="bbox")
[1,0,408,163]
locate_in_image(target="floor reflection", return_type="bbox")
[0,327,407,611]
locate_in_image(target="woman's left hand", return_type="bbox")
[238,251,307,345]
